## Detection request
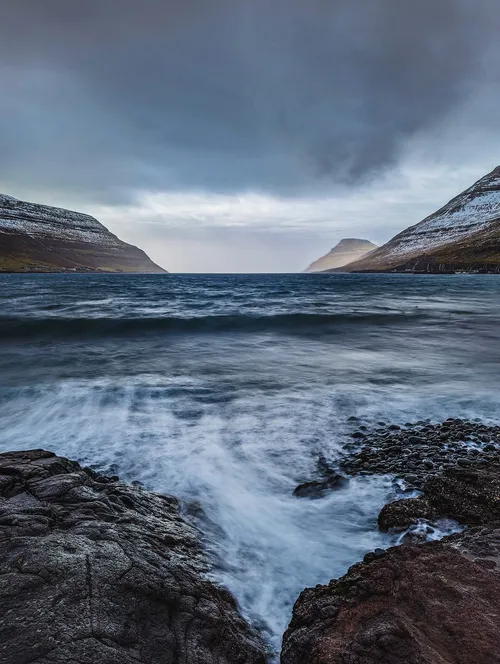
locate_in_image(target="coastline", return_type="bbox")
[0,449,268,664]
[2,419,500,663]
[284,419,500,663]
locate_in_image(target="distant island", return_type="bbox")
[330,166,500,274]
[0,194,166,273]
[304,238,377,272]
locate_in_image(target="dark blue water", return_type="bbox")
[1,272,500,654]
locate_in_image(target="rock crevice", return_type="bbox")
[283,422,500,664]
[0,449,267,664]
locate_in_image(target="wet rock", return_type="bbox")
[379,465,500,531]
[0,450,267,664]
[293,473,349,499]
[282,527,500,664]
[379,496,435,531]
[340,419,500,481]
[403,474,418,484]
[398,529,429,545]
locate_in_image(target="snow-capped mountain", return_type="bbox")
[341,166,500,273]
[305,238,377,272]
[0,194,166,273]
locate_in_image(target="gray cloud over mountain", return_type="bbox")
[1,0,499,204]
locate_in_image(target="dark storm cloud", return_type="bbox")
[0,0,499,201]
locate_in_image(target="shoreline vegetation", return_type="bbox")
[2,418,500,663]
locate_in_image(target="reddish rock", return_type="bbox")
[281,527,500,664]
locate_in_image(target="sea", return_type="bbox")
[1,272,500,655]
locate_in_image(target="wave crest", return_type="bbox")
[0,312,425,341]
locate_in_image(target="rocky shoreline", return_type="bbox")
[341,417,500,483]
[0,450,267,664]
[284,420,500,663]
[293,418,500,500]
[3,423,500,664]
[282,520,500,664]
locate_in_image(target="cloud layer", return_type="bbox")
[1,1,500,270]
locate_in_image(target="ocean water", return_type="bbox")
[1,272,500,655]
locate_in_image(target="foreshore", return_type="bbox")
[285,418,500,663]
[2,421,500,663]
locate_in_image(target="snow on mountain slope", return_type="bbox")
[304,238,377,272]
[389,168,500,258]
[0,194,122,247]
[342,166,500,273]
[0,194,166,273]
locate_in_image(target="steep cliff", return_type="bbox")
[341,167,500,273]
[304,238,377,272]
[0,194,166,273]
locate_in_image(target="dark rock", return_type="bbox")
[379,465,500,531]
[379,496,435,531]
[362,548,387,564]
[403,474,418,484]
[315,454,336,478]
[362,551,377,564]
[340,419,500,481]
[293,473,349,499]
[281,527,500,664]
[0,450,267,664]
[399,530,428,545]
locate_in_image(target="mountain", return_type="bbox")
[338,166,500,273]
[0,194,166,273]
[304,238,377,272]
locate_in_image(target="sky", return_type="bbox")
[1,1,500,272]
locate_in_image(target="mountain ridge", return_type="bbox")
[305,238,377,272]
[336,166,500,273]
[0,194,166,273]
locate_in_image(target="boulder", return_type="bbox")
[379,465,500,531]
[0,450,267,664]
[293,473,349,499]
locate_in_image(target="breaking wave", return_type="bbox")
[1,272,500,658]
[0,311,429,341]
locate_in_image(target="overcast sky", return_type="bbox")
[1,1,500,272]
